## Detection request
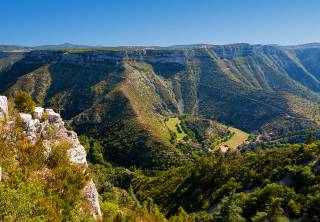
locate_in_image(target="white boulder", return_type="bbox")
[45,108,62,124]
[45,108,54,113]
[67,142,87,164]
[34,107,44,120]
[0,96,8,119]
[19,113,40,143]
[19,113,33,123]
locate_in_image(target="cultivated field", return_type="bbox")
[222,127,249,149]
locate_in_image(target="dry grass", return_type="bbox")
[222,127,249,149]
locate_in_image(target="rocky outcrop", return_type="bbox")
[1,96,101,219]
[0,96,8,119]
[53,124,87,164]
[83,179,102,217]
[19,113,40,143]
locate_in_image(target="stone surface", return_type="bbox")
[83,179,102,218]
[19,113,39,143]
[34,107,44,120]
[0,96,8,119]
[68,141,87,164]
[19,113,32,123]
[62,130,87,164]
[39,121,49,136]
[45,108,62,124]
[42,140,52,160]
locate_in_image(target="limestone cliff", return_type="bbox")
[0,95,101,218]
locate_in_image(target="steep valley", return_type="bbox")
[1,44,320,169]
[2,43,320,221]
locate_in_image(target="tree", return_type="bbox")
[169,207,193,222]
[14,91,35,114]
[212,192,246,222]
[305,133,314,144]
[251,198,289,222]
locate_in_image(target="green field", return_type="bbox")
[165,117,187,141]
[222,127,249,149]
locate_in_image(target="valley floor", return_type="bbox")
[222,127,249,149]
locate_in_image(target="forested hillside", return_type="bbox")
[0,44,320,169]
[1,43,320,221]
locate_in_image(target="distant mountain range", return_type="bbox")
[1,42,320,51]
[0,43,100,51]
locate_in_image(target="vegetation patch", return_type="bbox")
[164,117,188,142]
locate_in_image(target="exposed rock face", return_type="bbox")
[46,108,63,124]
[19,113,39,143]
[67,136,87,164]
[83,179,102,217]
[0,96,8,119]
[3,96,101,218]
[60,49,188,65]
[53,123,87,164]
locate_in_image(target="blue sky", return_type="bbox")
[1,0,319,46]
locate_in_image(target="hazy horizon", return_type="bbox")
[2,41,320,48]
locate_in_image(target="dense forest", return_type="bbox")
[2,111,320,221]
[80,133,320,221]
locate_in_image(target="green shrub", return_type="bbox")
[48,141,70,169]
[40,112,49,122]
[14,91,35,114]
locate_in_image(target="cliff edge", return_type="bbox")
[0,95,101,219]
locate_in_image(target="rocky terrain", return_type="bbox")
[0,95,101,219]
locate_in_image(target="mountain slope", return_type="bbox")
[0,44,320,168]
